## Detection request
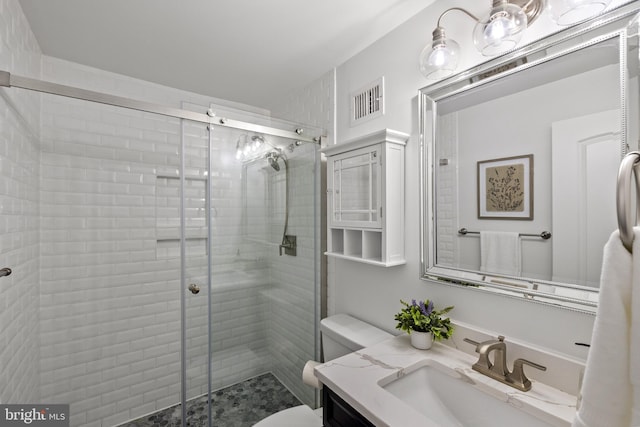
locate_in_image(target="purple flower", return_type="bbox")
[418,300,428,316]
[426,300,434,315]
[410,299,434,316]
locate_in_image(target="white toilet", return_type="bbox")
[253,313,392,427]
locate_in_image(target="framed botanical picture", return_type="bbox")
[477,154,533,220]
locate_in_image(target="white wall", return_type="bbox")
[328,0,634,360]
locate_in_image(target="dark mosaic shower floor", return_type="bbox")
[119,373,303,427]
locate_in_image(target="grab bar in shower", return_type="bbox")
[616,151,640,253]
[457,228,552,240]
[0,267,12,278]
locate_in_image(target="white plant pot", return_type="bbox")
[410,331,433,350]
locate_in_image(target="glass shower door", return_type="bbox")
[180,116,213,426]
[176,105,324,426]
[179,104,324,425]
[207,117,323,422]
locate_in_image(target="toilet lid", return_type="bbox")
[253,405,323,427]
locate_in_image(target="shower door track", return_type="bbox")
[0,70,319,143]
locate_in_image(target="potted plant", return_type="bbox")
[394,299,454,349]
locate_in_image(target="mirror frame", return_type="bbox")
[419,2,640,314]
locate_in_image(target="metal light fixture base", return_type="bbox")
[510,0,546,26]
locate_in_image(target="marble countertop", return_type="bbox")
[314,335,577,427]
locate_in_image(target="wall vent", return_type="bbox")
[350,77,384,126]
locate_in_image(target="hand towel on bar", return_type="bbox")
[631,228,640,426]
[572,229,632,427]
[480,231,521,276]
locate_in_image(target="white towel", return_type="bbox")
[572,229,633,427]
[632,228,640,426]
[480,231,521,276]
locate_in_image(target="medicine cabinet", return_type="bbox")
[323,129,407,266]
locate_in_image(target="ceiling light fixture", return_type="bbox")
[420,0,610,79]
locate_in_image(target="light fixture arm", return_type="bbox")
[436,7,481,28]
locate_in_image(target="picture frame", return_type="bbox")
[477,154,533,220]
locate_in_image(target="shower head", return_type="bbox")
[266,151,281,171]
[251,135,265,146]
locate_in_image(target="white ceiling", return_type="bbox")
[18,0,433,109]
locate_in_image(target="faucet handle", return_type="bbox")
[463,335,505,350]
[508,358,547,391]
[463,337,480,349]
[464,335,508,375]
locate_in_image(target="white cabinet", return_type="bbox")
[329,144,381,229]
[323,129,407,267]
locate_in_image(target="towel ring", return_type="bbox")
[616,151,640,253]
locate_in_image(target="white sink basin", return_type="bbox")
[381,361,557,427]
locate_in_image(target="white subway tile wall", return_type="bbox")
[0,0,42,406]
[37,89,312,424]
[436,114,459,265]
[38,59,322,425]
[268,71,333,405]
[2,2,323,425]
[39,92,184,426]
[268,144,318,406]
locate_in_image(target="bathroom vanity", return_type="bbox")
[315,332,580,426]
[322,387,375,427]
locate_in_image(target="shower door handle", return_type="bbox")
[188,283,200,294]
[0,268,11,278]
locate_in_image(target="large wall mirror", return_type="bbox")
[419,3,639,314]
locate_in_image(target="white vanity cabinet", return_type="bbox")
[323,129,407,266]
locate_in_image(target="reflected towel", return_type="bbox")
[480,231,521,276]
[572,229,633,427]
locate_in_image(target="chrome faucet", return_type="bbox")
[463,335,546,392]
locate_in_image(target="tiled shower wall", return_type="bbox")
[37,57,284,426]
[267,143,319,406]
[268,71,334,405]
[2,2,322,424]
[0,0,42,405]
[38,93,185,426]
[33,58,315,425]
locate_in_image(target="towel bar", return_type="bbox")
[457,228,551,240]
[616,151,640,253]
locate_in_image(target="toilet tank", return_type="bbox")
[320,314,392,361]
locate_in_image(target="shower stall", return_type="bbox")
[0,68,323,426]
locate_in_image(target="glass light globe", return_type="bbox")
[419,29,460,80]
[473,1,528,56]
[547,0,612,26]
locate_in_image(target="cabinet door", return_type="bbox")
[329,145,381,229]
[323,387,375,427]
